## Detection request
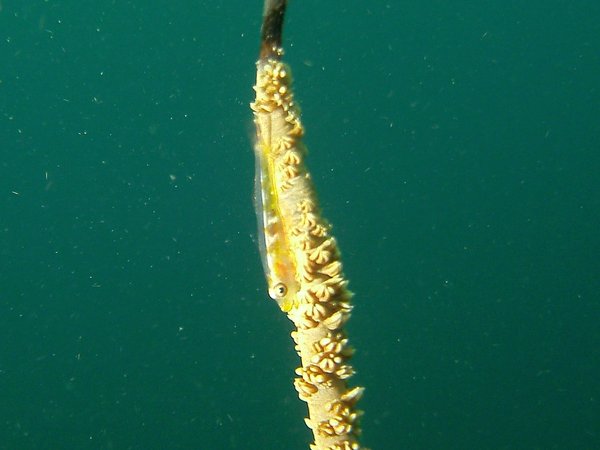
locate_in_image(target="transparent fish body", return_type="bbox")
[254,115,299,312]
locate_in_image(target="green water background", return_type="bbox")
[1,1,599,449]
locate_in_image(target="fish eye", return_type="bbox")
[271,282,287,299]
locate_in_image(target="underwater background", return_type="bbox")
[1,1,599,449]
